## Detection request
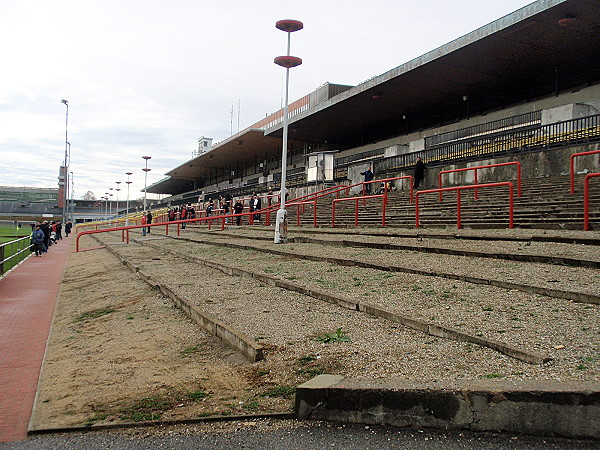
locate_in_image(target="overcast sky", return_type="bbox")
[0,0,533,201]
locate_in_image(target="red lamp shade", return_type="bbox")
[274,56,302,68]
[276,19,303,33]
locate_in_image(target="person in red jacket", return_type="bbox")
[141,213,148,236]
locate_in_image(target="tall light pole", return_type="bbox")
[70,171,75,223]
[115,181,121,217]
[125,172,132,226]
[273,19,303,244]
[105,193,109,218]
[61,99,69,222]
[142,156,151,211]
[109,188,114,218]
[65,141,71,221]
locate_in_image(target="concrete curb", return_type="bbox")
[141,239,550,365]
[28,412,295,436]
[98,238,263,362]
[295,375,600,440]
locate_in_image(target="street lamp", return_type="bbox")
[70,171,74,223]
[109,188,114,218]
[142,156,151,211]
[273,19,303,244]
[60,99,69,222]
[125,172,133,226]
[115,181,121,217]
[105,192,109,218]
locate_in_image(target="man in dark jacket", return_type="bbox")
[361,166,374,194]
[414,157,425,189]
[31,225,45,256]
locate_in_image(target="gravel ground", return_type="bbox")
[107,228,599,383]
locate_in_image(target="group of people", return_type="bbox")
[140,211,153,236]
[167,204,196,229]
[30,220,72,256]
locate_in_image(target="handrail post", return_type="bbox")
[517,162,522,197]
[508,182,514,229]
[331,200,336,228]
[415,193,420,228]
[438,172,443,202]
[570,153,576,194]
[474,170,479,200]
[355,198,359,226]
[297,204,300,226]
[409,176,414,203]
[166,224,169,236]
[126,229,129,244]
[457,189,462,229]
[313,200,317,227]
[382,190,387,227]
[177,223,181,236]
[222,216,225,230]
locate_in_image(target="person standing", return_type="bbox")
[141,212,148,236]
[65,220,73,237]
[414,157,425,189]
[31,224,46,256]
[252,194,262,223]
[180,205,187,229]
[55,221,63,240]
[146,211,153,234]
[233,199,244,226]
[361,166,374,194]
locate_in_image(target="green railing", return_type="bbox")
[0,236,32,276]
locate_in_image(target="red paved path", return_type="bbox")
[0,237,70,442]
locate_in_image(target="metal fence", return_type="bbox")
[0,236,31,276]
[425,111,542,148]
[375,114,600,174]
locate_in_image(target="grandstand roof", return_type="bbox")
[265,0,600,145]
[150,0,600,195]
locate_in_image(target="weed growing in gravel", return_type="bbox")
[317,328,351,343]
[482,306,494,311]
[126,315,134,320]
[483,373,504,379]
[187,390,209,401]
[260,386,295,398]
[119,396,170,422]
[243,400,259,411]
[180,345,201,356]
[73,308,116,322]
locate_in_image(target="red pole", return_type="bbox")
[409,176,414,203]
[297,204,300,226]
[331,200,336,228]
[177,223,180,236]
[570,153,576,194]
[438,172,443,202]
[313,200,317,228]
[415,193,420,228]
[382,190,387,227]
[126,229,129,244]
[474,170,479,201]
[457,189,462,229]
[166,224,169,236]
[508,182,514,229]
[355,198,359,226]
[517,162,522,197]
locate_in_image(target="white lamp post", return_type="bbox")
[274,19,303,244]
[125,172,132,226]
[142,156,151,211]
[115,181,121,218]
[60,99,69,222]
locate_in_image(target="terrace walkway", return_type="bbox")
[0,237,70,442]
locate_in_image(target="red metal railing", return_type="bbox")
[584,173,600,231]
[570,149,600,193]
[438,162,521,201]
[416,182,514,229]
[332,191,388,228]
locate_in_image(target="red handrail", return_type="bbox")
[332,191,388,228]
[438,162,521,201]
[583,173,600,231]
[416,182,514,229]
[570,150,600,194]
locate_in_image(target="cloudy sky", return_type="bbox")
[0,0,533,201]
